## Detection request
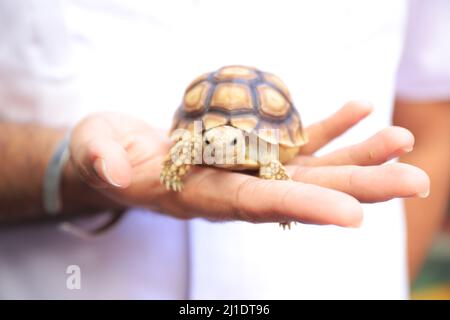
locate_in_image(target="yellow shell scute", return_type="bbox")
[202,113,228,130]
[214,65,257,81]
[211,83,253,110]
[264,73,292,100]
[257,85,290,117]
[184,81,211,112]
[230,116,258,133]
[286,113,308,146]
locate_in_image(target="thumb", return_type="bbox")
[70,122,132,189]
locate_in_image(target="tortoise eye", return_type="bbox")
[205,139,210,145]
[231,138,237,145]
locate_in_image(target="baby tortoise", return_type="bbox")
[161,66,308,229]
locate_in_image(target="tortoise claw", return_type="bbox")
[160,168,184,192]
[172,179,184,192]
[279,222,291,230]
[279,221,297,230]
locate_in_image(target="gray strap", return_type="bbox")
[43,132,71,215]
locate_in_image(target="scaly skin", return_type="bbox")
[160,134,202,191]
[259,159,294,229]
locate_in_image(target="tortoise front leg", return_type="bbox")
[160,135,201,192]
[259,159,290,180]
[259,159,294,230]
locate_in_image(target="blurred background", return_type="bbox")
[0,0,448,300]
[412,201,450,299]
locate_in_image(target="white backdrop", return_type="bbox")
[0,0,410,299]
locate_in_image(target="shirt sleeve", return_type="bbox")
[395,0,450,101]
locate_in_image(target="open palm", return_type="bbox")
[69,101,429,227]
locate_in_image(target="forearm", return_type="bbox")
[393,99,450,282]
[0,122,120,225]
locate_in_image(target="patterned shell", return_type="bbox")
[171,65,307,147]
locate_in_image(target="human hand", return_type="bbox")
[69,101,429,227]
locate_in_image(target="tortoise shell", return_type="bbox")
[171,65,307,147]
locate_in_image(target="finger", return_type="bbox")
[70,117,132,188]
[291,126,415,166]
[175,169,363,227]
[288,163,430,202]
[300,100,373,155]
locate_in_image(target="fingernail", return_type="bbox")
[94,158,122,187]
[402,146,414,153]
[418,189,430,198]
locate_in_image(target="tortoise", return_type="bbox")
[160,65,308,226]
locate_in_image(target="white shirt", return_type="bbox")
[0,0,448,299]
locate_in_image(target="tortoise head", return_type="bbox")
[202,125,246,167]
